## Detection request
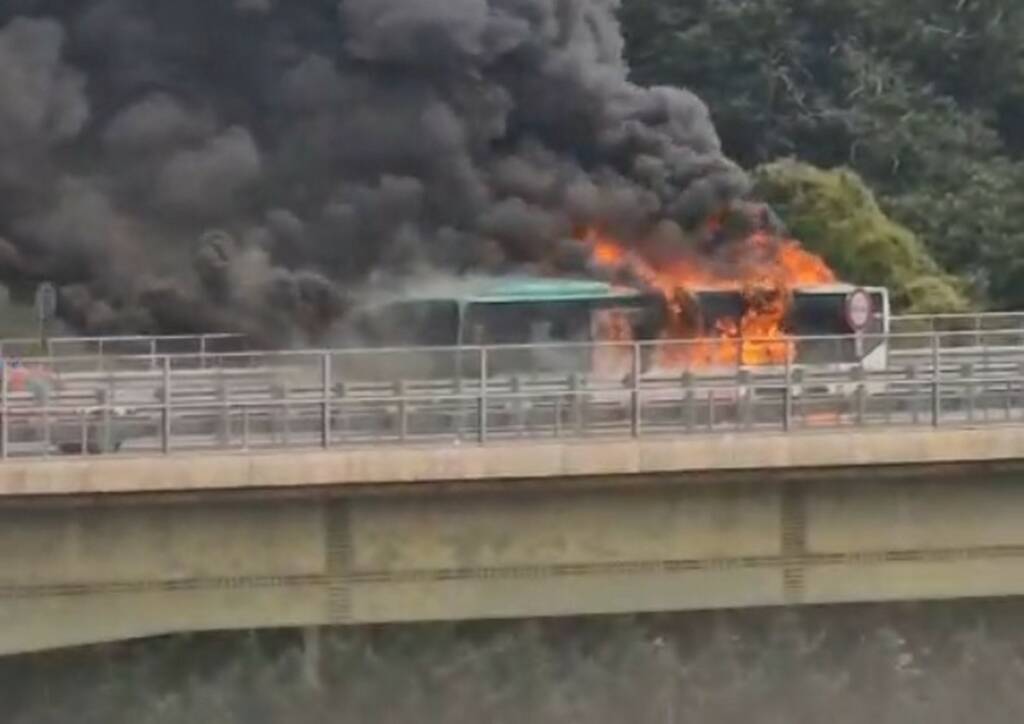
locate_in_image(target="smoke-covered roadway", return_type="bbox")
[0,0,747,345]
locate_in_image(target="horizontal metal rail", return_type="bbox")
[0,331,1023,460]
[0,333,248,363]
[891,311,1024,336]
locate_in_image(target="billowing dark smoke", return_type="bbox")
[0,0,747,344]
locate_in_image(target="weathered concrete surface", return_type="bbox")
[5,425,1024,655]
[4,461,1024,655]
[2,425,1024,497]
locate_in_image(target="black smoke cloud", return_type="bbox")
[0,0,747,344]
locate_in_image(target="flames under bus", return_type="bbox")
[338,277,890,381]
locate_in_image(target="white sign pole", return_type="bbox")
[35,282,57,355]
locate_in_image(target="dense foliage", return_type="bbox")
[754,160,969,312]
[621,0,1024,308]
[7,602,1024,723]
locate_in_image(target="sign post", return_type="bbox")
[35,282,57,356]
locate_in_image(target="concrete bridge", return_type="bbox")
[5,423,1024,655]
[4,325,1024,654]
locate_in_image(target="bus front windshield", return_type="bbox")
[787,291,885,364]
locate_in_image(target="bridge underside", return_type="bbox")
[4,460,1024,655]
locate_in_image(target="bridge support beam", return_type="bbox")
[4,459,1024,655]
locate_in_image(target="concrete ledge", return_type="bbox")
[1,425,1023,497]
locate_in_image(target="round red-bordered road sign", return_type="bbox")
[845,288,873,331]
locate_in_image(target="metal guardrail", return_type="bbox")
[4,330,1024,459]
[891,312,1024,336]
[0,333,248,362]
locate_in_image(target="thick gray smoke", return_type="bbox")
[0,0,746,344]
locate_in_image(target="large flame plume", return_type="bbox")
[585,214,836,372]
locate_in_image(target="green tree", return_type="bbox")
[754,160,969,313]
[620,0,1024,308]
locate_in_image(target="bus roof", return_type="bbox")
[360,276,888,310]
[367,276,650,307]
[792,283,887,295]
[466,277,646,304]
[687,283,887,295]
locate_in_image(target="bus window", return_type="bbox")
[591,309,635,377]
[463,301,591,346]
[530,321,554,343]
[350,300,459,347]
[868,292,886,334]
[694,292,745,336]
[463,301,593,374]
[787,292,885,364]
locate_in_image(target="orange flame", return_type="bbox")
[591,308,635,376]
[584,225,835,370]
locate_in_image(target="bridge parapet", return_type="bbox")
[3,433,1024,655]
[0,330,1021,460]
[2,327,1024,653]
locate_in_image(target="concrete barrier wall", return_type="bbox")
[4,462,1024,654]
[3,425,1024,497]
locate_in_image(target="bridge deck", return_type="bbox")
[1,424,1022,498]
[5,326,1024,653]
[3,434,1024,655]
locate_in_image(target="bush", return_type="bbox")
[754,159,970,313]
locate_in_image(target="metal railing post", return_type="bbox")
[79,408,88,456]
[511,376,525,435]
[217,379,229,447]
[571,373,584,434]
[908,365,920,425]
[321,353,331,449]
[630,342,641,437]
[279,380,291,446]
[963,363,975,422]
[478,346,488,444]
[100,387,112,454]
[200,335,208,369]
[683,372,695,432]
[42,391,50,457]
[853,366,866,426]
[396,380,407,441]
[0,361,6,459]
[931,333,941,427]
[782,356,792,432]
[162,355,171,453]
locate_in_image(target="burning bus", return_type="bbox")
[337,277,665,380]
[338,274,890,380]
[338,207,890,381]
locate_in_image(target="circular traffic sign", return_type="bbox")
[845,288,873,331]
[35,282,57,322]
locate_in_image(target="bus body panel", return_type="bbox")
[338,278,892,387]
